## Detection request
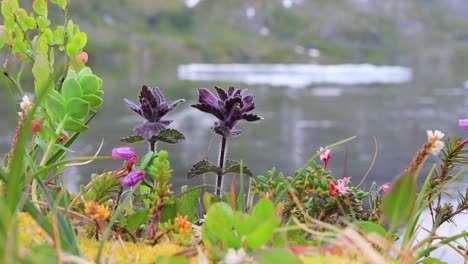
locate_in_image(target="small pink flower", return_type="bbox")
[112,147,135,160]
[335,177,351,194]
[459,119,468,130]
[121,170,145,187]
[318,147,331,170]
[77,51,88,63]
[381,183,390,193]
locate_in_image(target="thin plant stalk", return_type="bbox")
[216,136,227,197]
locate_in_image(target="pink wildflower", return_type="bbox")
[381,183,390,193]
[459,119,468,130]
[112,147,135,160]
[121,170,145,187]
[319,147,331,170]
[335,177,351,194]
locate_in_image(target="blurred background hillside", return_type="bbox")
[67,0,468,80]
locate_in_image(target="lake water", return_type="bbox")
[0,54,467,194]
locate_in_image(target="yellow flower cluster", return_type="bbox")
[84,201,110,221]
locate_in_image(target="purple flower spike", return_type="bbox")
[121,170,145,187]
[192,86,263,137]
[459,119,468,130]
[112,147,135,160]
[124,85,185,140]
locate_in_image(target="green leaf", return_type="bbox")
[353,221,387,237]
[77,67,92,78]
[252,198,275,220]
[33,0,47,16]
[150,128,185,144]
[32,52,50,81]
[25,15,36,29]
[233,213,256,238]
[50,0,67,10]
[224,159,253,177]
[121,135,144,143]
[52,26,64,44]
[12,37,27,53]
[82,94,103,109]
[40,27,53,42]
[63,117,88,132]
[256,248,301,264]
[246,219,278,249]
[62,77,82,99]
[46,95,66,122]
[0,26,7,48]
[382,174,416,229]
[65,98,89,119]
[79,74,101,94]
[179,188,201,222]
[187,159,221,179]
[126,209,150,232]
[204,202,234,235]
[66,32,87,57]
[422,258,448,264]
[37,16,49,30]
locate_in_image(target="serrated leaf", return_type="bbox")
[46,95,66,122]
[150,128,185,144]
[224,159,253,177]
[63,117,88,132]
[187,159,221,179]
[65,97,89,119]
[83,94,103,108]
[120,135,144,143]
[79,74,100,94]
[62,77,82,99]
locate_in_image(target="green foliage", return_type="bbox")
[202,199,280,258]
[256,248,302,264]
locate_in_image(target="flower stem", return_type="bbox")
[32,116,67,208]
[216,136,227,197]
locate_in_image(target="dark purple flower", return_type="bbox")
[124,85,184,140]
[121,170,145,187]
[112,147,135,160]
[191,86,263,137]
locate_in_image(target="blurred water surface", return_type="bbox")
[0,52,467,193]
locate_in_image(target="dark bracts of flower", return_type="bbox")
[191,86,263,137]
[124,85,184,141]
